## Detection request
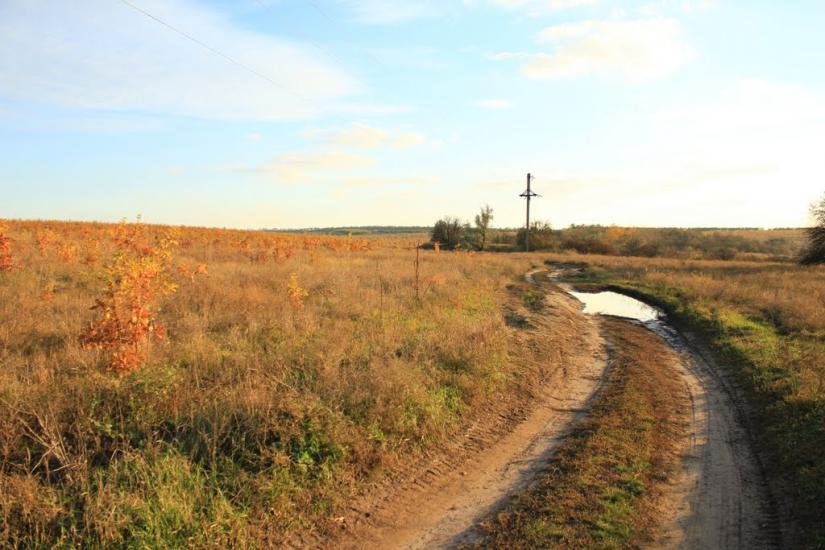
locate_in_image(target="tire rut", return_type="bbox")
[319,270,609,549]
[646,322,784,549]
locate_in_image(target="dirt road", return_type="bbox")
[644,322,781,548]
[324,269,779,549]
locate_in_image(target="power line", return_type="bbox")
[253,0,353,72]
[301,0,392,71]
[254,0,400,94]
[304,0,338,26]
[118,0,304,101]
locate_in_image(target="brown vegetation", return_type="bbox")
[801,193,825,265]
[505,225,803,260]
[0,219,533,548]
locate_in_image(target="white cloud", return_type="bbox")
[655,78,825,130]
[0,0,359,120]
[301,123,426,149]
[680,0,717,13]
[640,0,717,16]
[247,132,263,142]
[494,18,694,80]
[341,0,595,24]
[475,99,513,109]
[244,123,430,183]
[342,175,440,187]
[338,0,439,24]
[248,149,375,183]
[489,0,599,14]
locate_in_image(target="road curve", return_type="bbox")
[644,320,781,549]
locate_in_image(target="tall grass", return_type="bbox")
[0,220,531,548]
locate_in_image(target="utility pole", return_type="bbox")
[520,173,538,252]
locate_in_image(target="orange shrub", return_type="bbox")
[177,261,208,282]
[35,230,55,256]
[287,272,308,308]
[79,222,179,373]
[40,280,56,303]
[0,232,13,271]
[58,242,78,263]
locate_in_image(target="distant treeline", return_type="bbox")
[266,223,806,261]
[267,226,430,236]
[425,215,805,261]
[503,224,805,260]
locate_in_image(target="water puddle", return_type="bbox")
[569,291,662,322]
[568,289,688,351]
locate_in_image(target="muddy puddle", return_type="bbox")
[568,289,689,361]
[568,290,661,322]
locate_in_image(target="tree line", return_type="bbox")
[430,193,825,263]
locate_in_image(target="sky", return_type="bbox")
[1,0,824,229]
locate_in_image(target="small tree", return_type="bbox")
[801,193,825,265]
[80,221,178,373]
[474,205,494,251]
[431,217,465,249]
[516,221,558,250]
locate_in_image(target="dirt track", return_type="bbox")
[329,270,608,549]
[323,268,779,549]
[645,322,781,548]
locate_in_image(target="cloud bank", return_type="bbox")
[494,18,694,80]
[0,0,359,120]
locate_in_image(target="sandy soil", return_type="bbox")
[645,322,782,549]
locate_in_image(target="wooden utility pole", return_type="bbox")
[414,241,420,302]
[520,173,538,252]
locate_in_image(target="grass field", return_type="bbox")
[0,219,536,547]
[1,219,823,548]
[549,252,825,547]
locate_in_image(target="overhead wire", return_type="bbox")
[252,0,355,73]
[117,0,307,103]
[300,0,395,73]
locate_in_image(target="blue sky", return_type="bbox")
[2,0,824,229]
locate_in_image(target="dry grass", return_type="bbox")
[549,253,825,333]
[0,219,534,548]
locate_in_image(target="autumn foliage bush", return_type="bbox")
[0,225,14,271]
[79,222,179,373]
